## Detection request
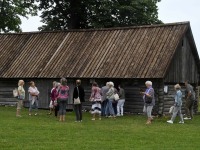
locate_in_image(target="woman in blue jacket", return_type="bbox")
[167,84,184,124]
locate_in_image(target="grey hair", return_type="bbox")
[60,78,67,86]
[145,81,152,86]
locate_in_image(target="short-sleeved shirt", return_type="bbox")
[18,86,25,100]
[186,84,195,100]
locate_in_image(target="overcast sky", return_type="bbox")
[20,0,200,54]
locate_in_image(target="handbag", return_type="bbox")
[114,93,119,101]
[13,88,18,98]
[144,88,152,104]
[74,87,81,105]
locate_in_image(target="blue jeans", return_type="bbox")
[105,99,115,116]
[29,100,38,112]
[101,99,108,116]
[58,100,67,115]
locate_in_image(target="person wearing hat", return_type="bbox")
[167,84,184,124]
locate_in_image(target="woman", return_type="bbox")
[57,78,69,122]
[90,82,102,121]
[52,82,60,117]
[16,80,25,117]
[117,85,125,116]
[167,84,184,124]
[73,79,85,122]
[28,81,40,116]
[112,87,118,115]
[141,81,155,124]
[48,81,57,115]
[105,82,116,118]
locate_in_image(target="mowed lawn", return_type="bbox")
[0,106,200,150]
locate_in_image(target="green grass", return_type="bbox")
[0,106,200,150]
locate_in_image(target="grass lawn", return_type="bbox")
[0,106,200,150]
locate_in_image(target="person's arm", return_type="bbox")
[146,89,153,98]
[186,85,192,99]
[174,92,178,105]
[18,86,22,95]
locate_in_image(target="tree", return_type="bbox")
[0,0,37,33]
[37,0,162,31]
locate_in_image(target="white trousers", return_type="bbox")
[117,99,125,115]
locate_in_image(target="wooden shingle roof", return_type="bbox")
[0,22,196,78]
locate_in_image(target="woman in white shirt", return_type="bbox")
[28,81,40,116]
[16,80,25,117]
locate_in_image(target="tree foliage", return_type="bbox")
[0,0,37,33]
[37,0,162,31]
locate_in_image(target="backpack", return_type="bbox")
[58,85,69,100]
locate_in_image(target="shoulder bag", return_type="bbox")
[74,87,81,105]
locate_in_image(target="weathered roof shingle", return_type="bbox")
[0,22,195,78]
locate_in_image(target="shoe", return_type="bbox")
[29,114,32,116]
[116,114,120,117]
[34,113,38,116]
[108,115,112,118]
[91,118,95,121]
[179,121,184,124]
[184,117,191,120]
[99,118,102,120]
[167,120,173,124]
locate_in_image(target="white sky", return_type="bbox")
[20,0,200,54]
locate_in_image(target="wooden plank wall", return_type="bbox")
[165,36,199,84]
[4,78,196,115]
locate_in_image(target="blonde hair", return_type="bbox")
[174,84,181,90]
[18,80,24,86]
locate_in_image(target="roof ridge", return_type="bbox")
[0,21,190,35]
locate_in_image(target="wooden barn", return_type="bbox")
[0,22,199,115]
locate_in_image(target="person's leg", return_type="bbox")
[58,101,63,121]
[112,102,117,115]
[62,101,67,121]
[185,100,191,118]
[35,100,39,115]
[29,100,33,115]
[146,106,153,124]
[105,101,109,117]
[55,105,58,117]
[188,100,194,119]
[179,107,184,122]
[108,100,115,116]
[121,99,125,116]
[74,105,79,121]
[117,100,121,116]
[101,101,105,116]
[78,104,83,121]
[16,100,22,116]
[171,106,179,122]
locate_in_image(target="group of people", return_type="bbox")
[167,81,196,124]
[89,81,125,120]
[15,78,196,125]
[16,80,40,117]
